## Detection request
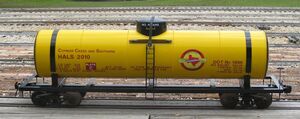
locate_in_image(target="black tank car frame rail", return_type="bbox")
[16,75,291,93]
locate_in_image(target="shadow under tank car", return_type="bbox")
[15,17,291,109]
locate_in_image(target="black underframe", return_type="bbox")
[16,75,291,94]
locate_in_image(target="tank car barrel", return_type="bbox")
[34,30,268,79]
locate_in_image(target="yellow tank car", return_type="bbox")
[17,18,292,109]
[34,30,268,79]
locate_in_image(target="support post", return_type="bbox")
[244,75,251,89]
[51,73,58,87]
[240,75,252,106]
[240,75,251,89]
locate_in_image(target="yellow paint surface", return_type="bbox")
[35,30,267,79]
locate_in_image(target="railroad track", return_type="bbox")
[0,42,299,48]
[2,13,299,18]
[0,59,299,66]
[1,7,300,12]
[267,32,300,37]
[0,97,220,109]
[0,98,299,111]
[0,31,36,36]
[0,97,298,109]
[1,17,298,23]
[269,61,300,66]
[1,32,300,37]
[268,44,300,48]
[1,20,300,27]
[0,59,34,65]
[2,8,298,22]
[0,43,34,46]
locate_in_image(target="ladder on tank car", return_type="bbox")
[145,17,156,99]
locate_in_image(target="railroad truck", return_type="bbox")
[15,17,291,109]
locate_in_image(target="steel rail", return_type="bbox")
[1,7,300,12]
[269,44,300,48]
[0,98,299,110]
[0,32,299,37]
[0,42,298,48]
[0,17,298,22]
[0,59,34,65]
[0,43,34,46]
[0,20,300,27]
[0,59,299,66]
[267,32,300,37]
[1,13,299,18]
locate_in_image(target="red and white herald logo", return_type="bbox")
[179,49,206,71]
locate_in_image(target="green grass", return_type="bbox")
[0,0,299,8]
